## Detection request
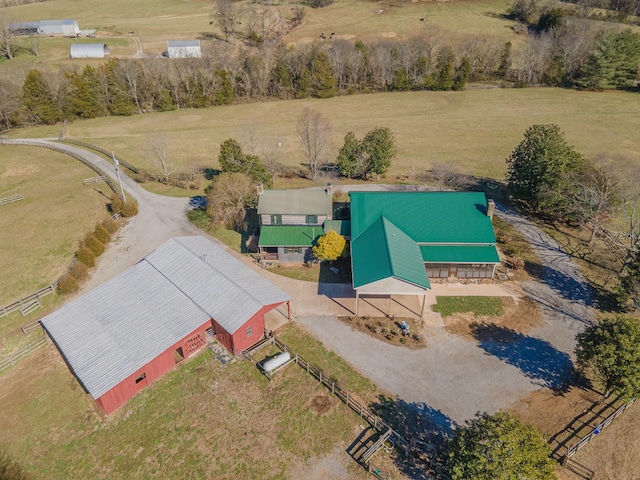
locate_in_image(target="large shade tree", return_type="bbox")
[336,127,396,179]
[576,316,640,399]
[506,124,583,210]
[446,411,556,480]
[206,172,257,230]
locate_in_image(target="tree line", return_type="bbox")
[1,22,638,131]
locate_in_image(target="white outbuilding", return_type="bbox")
[39,19,80,36]
[167,40,201,59]
[70,43,110,59]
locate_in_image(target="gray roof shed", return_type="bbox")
[39,19,80,35]
[70,43,110,59]
[257,189,332,216]
[167,40,201,58]
[41,236,291,400]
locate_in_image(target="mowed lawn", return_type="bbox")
[10,88,640,183]
[0,323,392,480]
[0,145,111,306]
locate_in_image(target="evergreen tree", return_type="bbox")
[21,70,58,125]
[214,70,235,105]
[577,30,640,90]
[447,412,556,480]
[576,316,640,399]
[506,124,584,210]
[434,53,454,91]
[362,127,396,177]
[337,131,365,179]
[218,139,272,187]
[295,66,312,99]
[311,50,336,98]
[453,58,471,91]
[67,66,108,119]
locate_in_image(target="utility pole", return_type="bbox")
[112,152,126,203]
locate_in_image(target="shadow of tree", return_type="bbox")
[471,324,573,393]
[369,395,457,479]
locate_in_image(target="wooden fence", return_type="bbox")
[61,139,140,174]
[3,140,120,195]
[0,336,47,374]
[1,256,76,321]
[83,176,106,185]
[563,397,636,464]
[0,193,24,205]
[246,336,412,456]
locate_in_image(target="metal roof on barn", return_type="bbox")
[70,43,110,59]
[41,236,290,400]
[257,189,332,216]
[167,40,201,48]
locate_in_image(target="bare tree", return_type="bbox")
[212,0,242,44]
[116,60,143,113]
[0,14,16,60]
[430,163,461,191]
[151,135,174,184]
[207,172,256,229]
[512,31,553,85]
[0,79,20,130]
[291,5,306,26]
[29,33,39,57]
[296,107,331,180]
[240,121,259,154]
[262,139,282,185]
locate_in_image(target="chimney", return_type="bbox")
[325,183,333,196]
[256,183,263,195]
[487,199,495,220]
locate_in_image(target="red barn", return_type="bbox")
[41,236,291,415]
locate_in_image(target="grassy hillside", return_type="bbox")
[0,0,521,78]
[8,88,640,183]
[0,144,111,305]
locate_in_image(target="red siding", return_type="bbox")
[96,320,213,415]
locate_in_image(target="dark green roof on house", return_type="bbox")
[350,191,497,244]
[350,191,499,289]
[352,217,430,289]
[258,226,321,247]
[420,245,500,264]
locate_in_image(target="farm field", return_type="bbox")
[0,144,112,306]
[0,0,521,76]
[8,88,640,186]
[0,323,402,480]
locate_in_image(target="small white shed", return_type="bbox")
[70,43,110,59]
[167,40,201,59]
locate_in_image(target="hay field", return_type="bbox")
[0,0,520,77]
[10,88,640,182]
[0,144,111,306]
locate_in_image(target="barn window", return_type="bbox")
[135,373,146,384]
[284,247,303,254]
[306,214,318,224]
[271,214,282,225]
[246,326,253,337]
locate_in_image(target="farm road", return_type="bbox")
[2,139,200,292]
[4,140,596,427]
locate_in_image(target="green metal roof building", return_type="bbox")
[349,191,500,315]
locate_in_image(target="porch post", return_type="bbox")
[287,300,291,320]
[420,293,427,317]
[355,290,359,316]
[388,295,392,316]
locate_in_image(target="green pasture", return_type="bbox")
[9,88,640,185]
[0,323,388,479]
[0,144,111,306]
